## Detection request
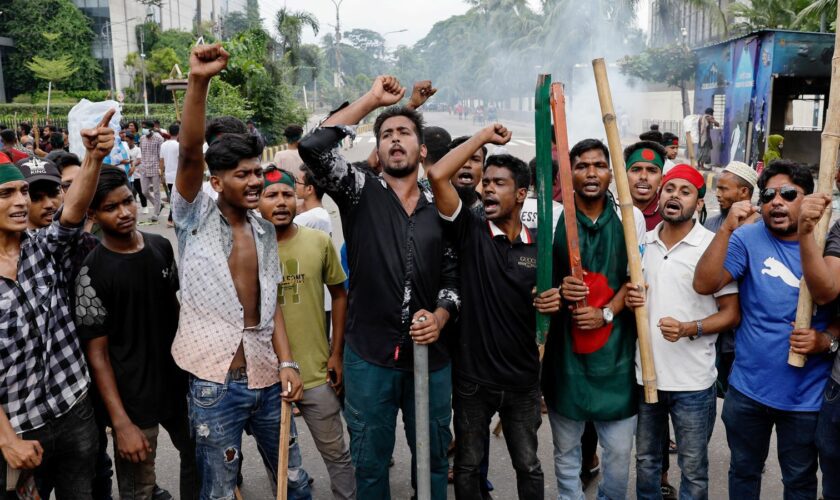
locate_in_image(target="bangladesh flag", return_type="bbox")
[542,195,639,421]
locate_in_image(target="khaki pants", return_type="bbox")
[139,174,161,217]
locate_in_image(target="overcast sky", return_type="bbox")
[254,0,649,48]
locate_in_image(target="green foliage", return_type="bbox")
[145,48,181,86]
[26,55,79,83]
[728,0,835,33]
[0,0,101,96]
[11,90,109,104]
[275,8,320,85]
[207,79,253,119]
[619,46,697,88]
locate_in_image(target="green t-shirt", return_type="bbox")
[277,225,347,390]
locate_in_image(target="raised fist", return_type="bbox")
[81,109,116,162]
[798,193,832,236]
[408,80,437,110]
[480,123,512,146]
[723,200,757,233]
[369,75,406,108]
[189,43,229,80]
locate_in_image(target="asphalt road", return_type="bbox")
[109,110,807,499]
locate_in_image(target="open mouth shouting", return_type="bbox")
[9,210,28,225]
[389,145,407,161]
[455,170,475,187]
[244,187,261,204]
[662,198,682,217]
[634,182,652,197]
[769,207,789,226]
[483,196,500,215]
[582,180,601,196]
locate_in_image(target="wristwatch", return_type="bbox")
[279,361,300,373]
[602,307,614,325]
[824,333,840,354]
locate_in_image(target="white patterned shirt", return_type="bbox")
[170,189,283,388]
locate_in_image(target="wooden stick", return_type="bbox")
[592,58,658,404]
[789,8,840,367]
[534,74,553,344]
[550,83,586,307]
[235,487,244,500]
[685,131,696,169]
[276,398,292,500]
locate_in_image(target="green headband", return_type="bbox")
[626,147,664,170]
[0,163,24,185]
[264,168,295,189]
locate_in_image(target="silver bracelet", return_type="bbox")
[279,361,300,373]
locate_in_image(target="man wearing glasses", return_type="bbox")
[694,160,834,499]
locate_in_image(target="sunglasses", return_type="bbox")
[759,185,801,204]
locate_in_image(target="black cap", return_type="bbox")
[15,157,61,184]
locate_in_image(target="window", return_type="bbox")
[784,94,825,131]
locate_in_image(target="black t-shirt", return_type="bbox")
[822,220,840,384]
[445,201,540,391]
[76,232,185,428]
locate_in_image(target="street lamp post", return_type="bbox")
[101,22,115,96]
[329,0,344,89]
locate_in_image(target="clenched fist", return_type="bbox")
[723,200,757,233]
[189,43,229,80]
[480,123,512,146]
[798,193,832,236]
[368,75,406,108]
[408,80,437,110]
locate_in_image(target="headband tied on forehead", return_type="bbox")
[626,147,664,170]
[264,168,295,189]
[0,163,24,186]
[662,164,706,198]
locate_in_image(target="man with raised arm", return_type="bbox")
[427,124,560,499]
[298,76,459,500]
[0,110,115,495]
[171,43,309,499]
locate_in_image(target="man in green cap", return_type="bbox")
[0,110,116,495]
[625,141,668,231]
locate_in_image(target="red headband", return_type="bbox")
[662,164,706,197]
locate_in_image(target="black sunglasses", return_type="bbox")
[759,185,801,204]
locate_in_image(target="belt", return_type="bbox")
[228,366,247,381]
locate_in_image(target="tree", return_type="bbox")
[619,46,697,116]
[26,55,78,84]
[275,8,320,84]
[0,0,101,97]
[793,0,837,30]
[727,0,813,34]
[207,79,253,119]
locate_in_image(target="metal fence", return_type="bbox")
[641,118,684,139]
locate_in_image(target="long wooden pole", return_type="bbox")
[685,131,696,169]
[592,58,658,403]
[534,74,553,345]
[550,83,586,307]
[789,10,840,367]
[276,398,292,500]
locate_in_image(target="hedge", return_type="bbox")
[0,103,179,131]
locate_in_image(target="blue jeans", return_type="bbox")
[722,386,819,500]
[547,408,636,500]
[635,386,716,500]
[343,346,452,500]
[452,379,543,499]
[817,378,840,500]
[188,376,311,500]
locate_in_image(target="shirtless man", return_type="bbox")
[170,42,309,499]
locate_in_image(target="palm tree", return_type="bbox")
[793,0,836,30]
[275,7,320,85]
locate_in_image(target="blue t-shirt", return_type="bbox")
[724,221,832,411]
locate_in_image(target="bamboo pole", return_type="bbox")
[534,74,553,344]
[789,9,840,367]
[276,398,292,500]
[685,131,696,169]
[550,83,586,306]
[592,58,658,403]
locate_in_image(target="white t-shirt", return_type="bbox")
[127,145,141,181]
[294,206,334,311]
[160,139,180,184]
[520,197,563,238]
[294,206,333,236]
[274,149,303,173]
[635,221,738,391]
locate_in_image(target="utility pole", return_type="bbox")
[330,0,344,89]
[140,26,149,116]
[101,22,115,96]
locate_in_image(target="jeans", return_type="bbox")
[452,379,543,499]
[0,394,98,499]
[817,378,840,500]
[343,346,452,500]
[139,174,160,217]
[114,410,199,500]
[188,376,311,500]
[722,386,819,500]
[635,386,716,500]
[547,408,636,500]
[297,383,356,500]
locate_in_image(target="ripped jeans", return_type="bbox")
[188,375,312,500]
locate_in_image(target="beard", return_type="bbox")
[382,161,418,178]
[662,209,694,224]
